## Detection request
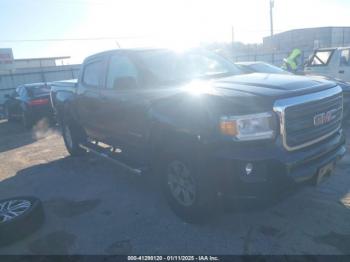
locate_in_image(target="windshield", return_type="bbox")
[134,49,242,85]
[27,85,50,96]
[309,50,334,66]
[248,63,291,74]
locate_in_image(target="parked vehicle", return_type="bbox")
[4,82,54,128]
[52,48,346,222]
[50,79,77,116]
[305,47,350,81]
[236,61,292,75]
[236,61,350,121]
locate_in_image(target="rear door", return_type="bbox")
[338,48,350,81]
[76,57,107,140]
[100,53,151,157]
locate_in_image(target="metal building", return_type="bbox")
[232,27,350,66]
[263,27,350,53]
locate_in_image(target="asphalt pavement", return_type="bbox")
[0,119,350,255]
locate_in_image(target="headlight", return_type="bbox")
[220,112,275,141]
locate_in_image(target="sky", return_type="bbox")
[1,0,350,63]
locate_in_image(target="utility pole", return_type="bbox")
[231,26,235,61]
[269,0,275,64]
[270,0,274,37]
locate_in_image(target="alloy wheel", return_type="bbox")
[0,199,31,223]
[167,160,196,207]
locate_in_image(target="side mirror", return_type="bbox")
[113,77,138,89]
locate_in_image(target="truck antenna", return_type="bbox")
[115,40,121,48]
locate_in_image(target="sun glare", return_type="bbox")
[184,80,214,96]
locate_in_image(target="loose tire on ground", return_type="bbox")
[0,196,44,246]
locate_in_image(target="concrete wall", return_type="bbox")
[0,57,70,74]
[12,59,57,69]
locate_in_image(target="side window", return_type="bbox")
[14,87,21,97]
[82,61,103,87]
[340,49,350,66]
[18,87,25,97]
[106,55,138,89]
[310,50,333,66]
[22,88,27,97]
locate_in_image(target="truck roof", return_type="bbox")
[52,79,77,84]
[315,46,350,51]
[51,79,77,88]
[84,47,167,62]
[20,82,50,88]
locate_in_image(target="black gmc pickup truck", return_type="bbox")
[51,48,346,222]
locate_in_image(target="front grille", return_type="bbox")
[274,86,343,151]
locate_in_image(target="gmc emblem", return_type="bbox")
[313,109,337,126]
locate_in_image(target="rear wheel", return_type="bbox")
[62,118,86,156]
[162,154,217,223]
[4,106,13,122]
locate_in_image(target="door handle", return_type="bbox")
[339,70,345,74]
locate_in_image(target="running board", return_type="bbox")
[79,143,142,176]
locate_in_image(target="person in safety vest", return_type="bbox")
[282,48,302,73]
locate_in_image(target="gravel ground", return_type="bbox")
[0,119,350,255]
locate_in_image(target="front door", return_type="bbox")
[338,49,350,81]
[100,54,151,160]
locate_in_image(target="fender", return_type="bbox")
[54,89,80,125]
[146,104,205,162]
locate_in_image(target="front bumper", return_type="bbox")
[207,129,346,199]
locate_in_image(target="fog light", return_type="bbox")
[245,163,253,175]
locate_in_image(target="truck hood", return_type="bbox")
[212,73,337,99]
[151,73,339,117]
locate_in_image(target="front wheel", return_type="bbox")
[162,155,217,223]
[62,119,86,156]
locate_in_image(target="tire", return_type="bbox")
[161,154,217,223]
[61,118,87,156]
[21,110,33,129]
[4,106,13,122]
[0,196,44,246]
